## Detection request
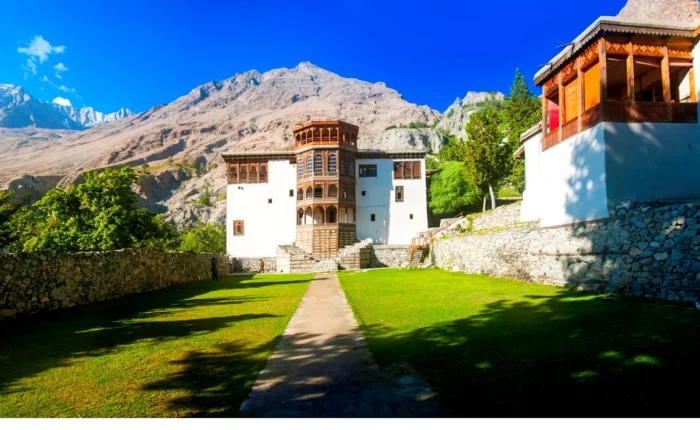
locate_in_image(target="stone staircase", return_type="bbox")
[336,239,373,270]
[277,244,338,274]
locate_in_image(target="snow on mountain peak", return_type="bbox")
[53,97,72,107]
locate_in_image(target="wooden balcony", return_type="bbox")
[542,102,697,152]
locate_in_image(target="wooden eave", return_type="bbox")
[356,150,427,159]
[292,120,359,132]
[534,17,697,86]
[221,151,296,163]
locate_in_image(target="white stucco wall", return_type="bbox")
[226,160,297,257]
[520,131,543,223]
[530,123,610,227]
[355,158,428,244]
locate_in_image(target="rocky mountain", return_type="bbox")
[0,62,496,228]
[617,0,700,22]
[0,84,133,130]
[437,91,505,140]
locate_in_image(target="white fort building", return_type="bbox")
[222,120,428,269]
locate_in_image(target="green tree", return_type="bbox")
[179,223,226,254]
[461,105,509,210]
[502,69,541,193]
[197,187,212,206]
[428,162,480,215]
[24,166,178,252]
[0,191,35,251]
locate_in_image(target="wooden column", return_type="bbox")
[577,57,584,132]
[542,86,548,135]
[661,45,672,120]
[558,72,564,142]
[599,38,608,121]
[690,67,697,103]
[626,41,636,120]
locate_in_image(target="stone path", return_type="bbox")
[240,273,437,417]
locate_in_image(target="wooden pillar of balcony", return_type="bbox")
[599,38,608,121]
[541,85,548,138]
[577,57,584,132]
[690,67,697,103]
[661,45,672,121]
[626,41,637,120]
[558,72,564,142]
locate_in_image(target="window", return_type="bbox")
[393,161,421,179]
[395,185,404,202]
[410,214,414,220]
[297,158,304,177]
[268,198,272,204]
[249,164,258,183]
[314,153,323,174]
[259,164,268,182]
[584,62,601,110]
[348,156,355,176]
[239,164,248,183]
[340,152,347,174]
[328,184,338,198]
[361,190,366,196]
[314,185,323,198]
[229,164,238,183]
[328,208,336,223]
[306,154,312,175]
[297,188,303,200]
[359,164,377,177]
[370,214,376,222]
[328,153,337,173]
[564,77,579,123]
[233,220,244,236]
[289,189,294,197]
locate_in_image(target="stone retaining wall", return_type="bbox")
[370,245,411,268]
[231,257,277,273]
[432,201,700,304]
[0,250,231,320]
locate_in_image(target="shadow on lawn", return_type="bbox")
[359,289,700,418]
[0,274,304,416]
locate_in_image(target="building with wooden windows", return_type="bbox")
[222,120,428,262]
[518,1,700,227]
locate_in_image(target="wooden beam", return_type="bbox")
[599,38,608,121]
[577,56,584,132]
[626,41,636,120]
[542,86,548,136]
[558,72,564,142]
[690,67,697,103]
[661,45,672,120]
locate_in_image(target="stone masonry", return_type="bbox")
[0,250,231,320]
[432,201,700,304]
[231,257,277,273]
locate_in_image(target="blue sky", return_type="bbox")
[0,0,627,113]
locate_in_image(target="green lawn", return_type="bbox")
[339,269,700,417]
[0,273,312,417]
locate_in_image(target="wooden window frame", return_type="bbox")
[393,161,422,180]
[233,220,244,236]
[395,185,404,202]
[359,164,377,177]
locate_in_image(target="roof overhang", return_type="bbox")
[534,16,699,86]
[356,150,427,159]
[221,151,295,162]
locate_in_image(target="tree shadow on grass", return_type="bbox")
[359,289,700,417]
[0,274,293,413]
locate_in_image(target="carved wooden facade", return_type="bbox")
[538,26,698,151]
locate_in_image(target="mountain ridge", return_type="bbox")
[0,62,498,227]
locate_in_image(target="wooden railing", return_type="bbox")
[543,129,560,150]
[543,102,697,152]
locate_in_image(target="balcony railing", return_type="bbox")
[542,102,697,152]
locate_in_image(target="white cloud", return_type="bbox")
[54,62,68,79]
[58,85,76,93]
[52,97,72,107]
[41,75,49,82]
[22,58,37,78]
[18,35,65,63]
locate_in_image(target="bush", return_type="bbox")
[179,223,225,254]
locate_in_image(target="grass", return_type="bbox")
[0,273,312,417]
[339,269,700,417]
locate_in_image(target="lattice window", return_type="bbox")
[339,152,346,174]
[348,156,355,176]
[328,153,337,173]
[298,158,304,177]
[359,164,377,177]
[314,153,323,174]
[393,161,421,180]
[306,154,312,175]
[395,185,404,202]
[259,163,268,182]
[229,164,238,183]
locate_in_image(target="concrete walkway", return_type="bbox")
[240,273,437,417]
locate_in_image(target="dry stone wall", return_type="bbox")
[433,201,700,304]
[370,245,411,268]
[0,250,231,320]
[231,257,277,273]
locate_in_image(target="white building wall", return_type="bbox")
[520,130,543,223]
[524,123,610,228]
[226,160,297,257]
[355,158,428,244]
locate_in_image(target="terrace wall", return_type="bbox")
[433,201,700,304]
[0,250,231,320]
